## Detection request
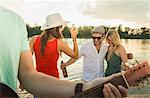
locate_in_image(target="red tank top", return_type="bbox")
[33,37,59,78]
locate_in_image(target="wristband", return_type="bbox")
[75,83,83,95]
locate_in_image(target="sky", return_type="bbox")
[0,0,149,28]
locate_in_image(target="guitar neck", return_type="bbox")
[70,75,128,98]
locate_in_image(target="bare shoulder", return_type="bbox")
[57,39,69,51]
[57,39,67,48]
[30,35,39,41]
[58,39,67,45]
[118,45,126,52]
[30,35,39,44]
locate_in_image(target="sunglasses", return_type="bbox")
[92,36,103,40]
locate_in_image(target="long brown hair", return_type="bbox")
[40,26,62,55]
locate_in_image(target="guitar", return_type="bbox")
[70,61,150,98]
[0,83,19,98]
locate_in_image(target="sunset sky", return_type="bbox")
[0,0,149,28]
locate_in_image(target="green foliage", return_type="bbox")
[62,27,71,38]
[26,24,150,39]
[77,26,94,38]
[26,24,42,38]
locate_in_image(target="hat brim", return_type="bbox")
[41,21,67,31]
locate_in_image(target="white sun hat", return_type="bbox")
[41,13,66,30]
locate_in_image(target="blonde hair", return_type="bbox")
[106,30,121,60]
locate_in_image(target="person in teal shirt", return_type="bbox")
[105,29,129,76]
[0,5,127,98]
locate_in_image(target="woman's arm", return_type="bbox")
[119,45,129,70]
[61,58,77,68]
[58,27,79,59]
[119,45,128,64]
[58,39,78,59]
[29,35,38,54]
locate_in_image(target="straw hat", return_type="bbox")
[41,13,66,30]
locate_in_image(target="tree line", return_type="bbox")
[27,24,150,39]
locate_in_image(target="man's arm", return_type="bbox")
[18,50,83,97]
[18,50,127,98]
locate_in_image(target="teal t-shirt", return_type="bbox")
[0,6,29,91]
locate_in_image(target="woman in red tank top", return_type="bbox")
[29,13,79,78]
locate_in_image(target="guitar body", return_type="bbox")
[70,61,150,98]
[0,83,19,98]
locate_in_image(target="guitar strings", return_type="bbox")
[74,75,127,97]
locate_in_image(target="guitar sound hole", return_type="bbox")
[133,69,136,72]
[138,67,141,69]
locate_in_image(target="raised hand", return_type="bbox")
[69,24,78,39]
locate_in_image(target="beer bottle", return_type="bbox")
[61,61,68,77]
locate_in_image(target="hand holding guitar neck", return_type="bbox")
[70,61,150,98]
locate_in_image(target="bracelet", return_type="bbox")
[75,83,83,95]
